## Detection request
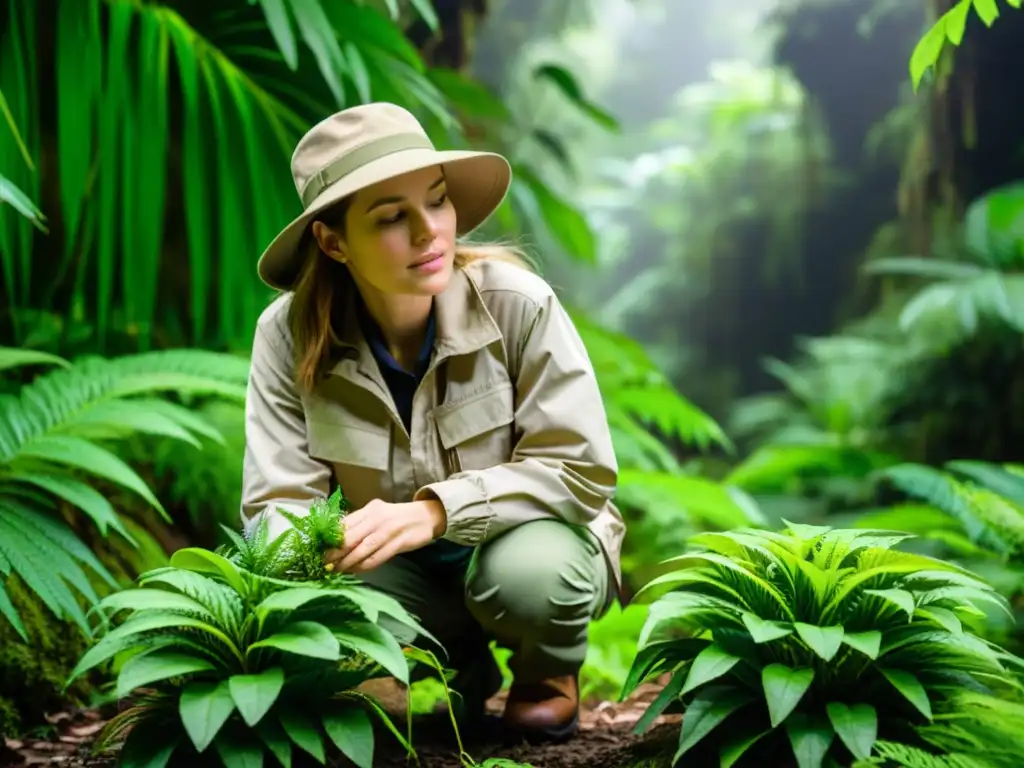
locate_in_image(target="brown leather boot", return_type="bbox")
[502,675,580,743]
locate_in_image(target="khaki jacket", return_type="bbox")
[240,258,626,593]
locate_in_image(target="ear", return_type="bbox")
[312,221,347,263]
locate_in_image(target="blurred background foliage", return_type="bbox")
[4,0,1024,757]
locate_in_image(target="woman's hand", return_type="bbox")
[324,499,447,574]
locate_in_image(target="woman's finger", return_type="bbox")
[347,536,402,574]
[337,528,386,572]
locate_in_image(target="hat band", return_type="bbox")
[300,132,435,208]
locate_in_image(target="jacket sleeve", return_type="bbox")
[240,321,333,540]
[414,291,618,546]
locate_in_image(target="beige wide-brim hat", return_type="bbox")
[257,102,512,291]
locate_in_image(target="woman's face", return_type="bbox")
[316,165,457,300]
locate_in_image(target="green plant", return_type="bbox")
[2,0,609,352]
[910,0,1022,90]
[67,491,435,768]
[220,488,351,581]
[0,346,246,640]
[622,521,1024,767]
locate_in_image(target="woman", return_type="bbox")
[241,102,625,743]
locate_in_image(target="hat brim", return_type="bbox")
[257,147,512,291]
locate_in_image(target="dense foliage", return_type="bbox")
[624,523,1024,767]
[67,491,430,767]
[3,1,1024,767]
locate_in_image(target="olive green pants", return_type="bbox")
[356,519,611,691]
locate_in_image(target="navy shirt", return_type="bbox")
[356,299,474,571]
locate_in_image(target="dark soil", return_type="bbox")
[0,677,680,768]
[370,680,680,768]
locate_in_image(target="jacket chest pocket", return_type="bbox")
[305,416,393,508]
[432,382,515,474]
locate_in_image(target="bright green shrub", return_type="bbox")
[623,522,1024,768]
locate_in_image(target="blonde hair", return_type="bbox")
[287,202,534,392]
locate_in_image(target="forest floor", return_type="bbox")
[0,675,678,768]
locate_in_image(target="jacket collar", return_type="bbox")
[328,265,502,381]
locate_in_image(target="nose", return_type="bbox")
[412,209,439,245]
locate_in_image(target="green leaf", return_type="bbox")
[213,728,266,768]
[762,664,815,728]
[341,584,436,644]
[632,671,684,735]
[943,0,972,45]
[169,548,247,595]
[288,0,346,106]
[0,174,47,230]
[826,702,877,760]
[118,725,179,768]
[116,650,215,698]
[742,613,793,643]
[229,667,284,727]
[256,716,293,768]
[280,709,325,763]
[916,606,963,634]
[680,644,741,695]
[973,0,1001,26]
[533,63,618,131]
[675,688,751,760]
[864,588,915,619]
[255,0,298,69]
[180,680,236,752]
[793,623,844,661]
[70,611,235,683]
[785,712,836,768]
[719,726,771,768]
[909,15,951,89]
[249,621,341,661]
[841,631,881,659]
[255,586,334,620]
[16,435,168,519]
[0,582,27,641]
[879,668,932,720]
[11,472,133,541]
[335,620,410,684]
[428,67,510,121]
[408,0,439,31]
[515,168,596,262]
[93,587,213,620]
[322,706,374,768]
[0,347,68,372]
[60,399,203,447]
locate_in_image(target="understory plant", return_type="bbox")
[67,490,438,767]
[860,460,1024,649]
[622,522,1024,768]
[0,345,248,640]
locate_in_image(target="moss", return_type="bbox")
[0,576,92,738]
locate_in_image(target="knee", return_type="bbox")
[464,520,600,635]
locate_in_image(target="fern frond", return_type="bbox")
[0,349,247,463]
[222,488,351,581]
[880,463,1024,557]
[873,740,989,768]
[0,347,69,373]
[571,312,732,455]
[0,498,116,637]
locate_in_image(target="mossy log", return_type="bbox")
[0,576,92,738]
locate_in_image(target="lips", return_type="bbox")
[410,252,442,268]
